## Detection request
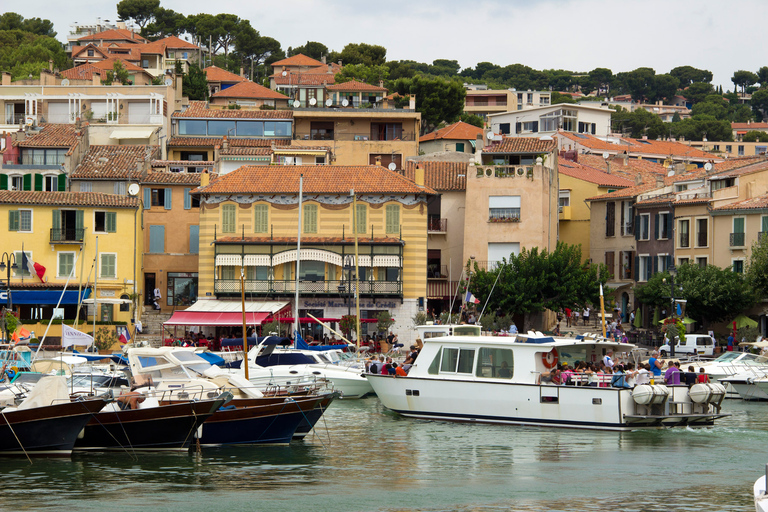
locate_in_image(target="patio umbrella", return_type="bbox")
[652,307,660,326]
[633,308,642,328]
[734,314,758,329]
[681,317,696,324]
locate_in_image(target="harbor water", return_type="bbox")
[0,396,763,511]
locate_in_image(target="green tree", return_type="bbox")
[751,88,768,120]
[551,91,578,105]
[460,112,484,128]
[103,59,130,85]
[144,7,185,39]
[186,13,242,58]
[336,63,389,85]
[669,116,733,141]
[652,73,680,102]
[747,234,768,298]
[588,67,613,94]
[758,66,768,88]
[234,24,283,80]
[683,82,714,104]
[429,59,461,77]
[733,70,759,95]
[691,99,729,120]
[675,263,756,328]
[0,13,56,37]
[385,60,415,81]
[611,107,668,139]
[116,0,160,31]
[335,43,386,66]
[0,30,71,79]
[287,41,329,60]
[393,75,465,134]
[182,63,209,101]
[743,130,768,142]
[669,65,713,86]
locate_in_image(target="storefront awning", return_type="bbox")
[277,317,378,324]
[0,288,91,305]
[109,128,155,139]
[164,299,289,327]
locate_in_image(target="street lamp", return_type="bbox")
[662,266,684,358]
[0,253,18,343]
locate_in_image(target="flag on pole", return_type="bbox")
[61,324,94,347]
[21,252,45,282]
[118,327,131,345]
[465,291,480,304]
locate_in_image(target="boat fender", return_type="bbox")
[5,369,15,381]
[632,384,670,405]
[689,383,726,404]
[542,349,559,369]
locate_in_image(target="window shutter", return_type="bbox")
[164,188,172,210]
[22,174,31,191]
[591,123,596,135]
[106,212,117,233]
[189,225,199,254]
[634,256,639,281]
[143,188,151,210]
[620,202,625,233]
[254,205,268,233]
[667,254,673,269]
[386,204,400,234]
[303,204,317,233]
[8,210,19,231]
[356,204,366,234]
[532,121,538,133]
[654,214,659,239]
[183,188,191,210]
[57,174,66,191]
[75,209,84,231]
[149,225,165,253]
[667,213,673,238]
[51,209,60,231]
[0,175,7,190]
[652,256,658,275]
[762,216,768,234]
[634,215,640,240]
[578,122,584,133]
[515,122,521,134]
[34,173,43,191]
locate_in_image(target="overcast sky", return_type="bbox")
[17,0,768,91]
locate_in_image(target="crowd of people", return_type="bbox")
[365,342,420,376]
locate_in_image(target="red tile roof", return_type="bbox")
[0,191,139,208]
[219,147,272,156]
[204,66,247,83]
[712,194,768,211]
[197,165,436,195]
[586,169,706,202]
[77,29,146,43]
[484,136,557,154]
[420,121,483,143]
[271,73,336,87]
[167,137,290,148]
[172,101,293,119]
[154,35,199,49]
[211,81,289,100]
[142,171,203,185]
[712,155,767,172]
[575,153,667,183]
[558,131,718,160]
[325,80,387,92]
[558,160,634,187]
[731,122,768,130]
[70,145,161,180]
[70,44,109,60]
[216,236,402,245]
[15,124,79,149]
[403,161,468,191]
[271,54,325,68]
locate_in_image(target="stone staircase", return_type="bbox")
[136,306,173,347]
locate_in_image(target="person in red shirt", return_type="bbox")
[564,307,572,327]
[394,363,408,377]
[697,368,710,383]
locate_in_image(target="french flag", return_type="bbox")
[119,328,131,345]
[465,291,480,304]
[21,252,45,282]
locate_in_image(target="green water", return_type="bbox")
[0,398,762,511]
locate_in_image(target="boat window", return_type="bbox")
[137,356,168,369]
[438,348,475,373]
[423,331,448,339]
[440,348,459,372]
[428,348,442,375]
[453,326,481,336]
[476,347,514,379]
[457,349,475,373]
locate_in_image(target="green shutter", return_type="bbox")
[0,175,7,190]
[734,217,745,234]
[762,216,768,235]
[75,209,84,231]
[34,173,43,191]
[183,188,191,210]
[57,174,66,191]
[254,204,268,233]
[8,210,19,231]
[51,209,61,232]
[22,174,31,191]
[143,188,151,210]
[222,204,236,233]
[386,204,400,234]
[189,225,199,254]
[106,212,117,233]
[356,204,366,234]
[164,188,172,210]
[303,204,317,233]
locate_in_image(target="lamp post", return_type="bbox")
[0,252,18,343]
[662,266,684,358]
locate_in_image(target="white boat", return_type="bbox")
[690,351,768,398]
[755,468,768,512]
[719,370,768,401]
[366,328,729,431]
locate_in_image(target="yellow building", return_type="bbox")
[0,191,141,343]
[190,165,434,343]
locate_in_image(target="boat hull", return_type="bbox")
[0,398,107,456]
[74,397,227,452]
[293,391,339,439]
[367,375,723,431]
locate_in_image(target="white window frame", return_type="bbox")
[43,174,58,191]
[12,251,32,277]
[80,181,93,192]
[99,252,117,279]
[57,251,76,278]
[678,257,690,266]
[677,218,690,249]
[558,190,570,208]
[658,211,670,240]
[94,211,107,234]
[695,256,708,268]
[638,254,651,282]
[9,174,22,191]
[18,209,32,232]
[638,214,651,241]
[732,258,745,273]
[695,216,708,248]
[657,253,669,273]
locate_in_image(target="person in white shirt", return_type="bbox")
[635,364,651,386]
[602,350,614,370]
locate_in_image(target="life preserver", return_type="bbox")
[542,349,559,369]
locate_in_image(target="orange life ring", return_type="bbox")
[542,349,559,369]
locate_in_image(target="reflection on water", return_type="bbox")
[0,398,760,511]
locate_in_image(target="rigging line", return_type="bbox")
[448,267,466,317]
[85,399,139,460]
[288,397,327,449]
[1,410,31,463]
[478,264,507,322]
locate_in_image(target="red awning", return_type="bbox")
[164,311,271,326]
[737,131,747,135]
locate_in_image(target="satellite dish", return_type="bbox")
[25,116,34,126]
[293,100,300,108]
[61,79,70,86]
[309,98,317,106]
[341,99,349,107]
[164,77,173,86]
[388,162,397,171]
[325,98,333,107]
[667,170,675,177]
[282,70,287,77]
[486,131,495,140]
[127,183,140,196]
[602,152,610,160]
[704,162,713,171]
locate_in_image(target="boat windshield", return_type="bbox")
[172,350,215,374]
[737,353,768,366]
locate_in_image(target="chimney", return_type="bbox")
[375,156,382,167]
[48,59,53,72]
[222,136,229,150]
[635,174,643,185]
[338,60,342,66]
[327,64,332,73]
[321,55,326,65]
[414,164,425,186]
[92,71,102,86]
[622,153,628,167]
[239,67,244,78]
[2,72,12,86]
[379,80,384,89]
[655,175,664,188]
[409,94,416,110]
[200,170,210,187]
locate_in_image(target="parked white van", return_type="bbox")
[660,334,716,357]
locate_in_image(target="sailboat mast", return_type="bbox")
[241,266,249,380]
[352,190,361,351]
[293,174,303,344]
[93,236,98,340]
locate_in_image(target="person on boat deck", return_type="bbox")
[602,350,615,370]
[648,351,664,377]
[697,368,710,383]
[509,323,518,334]
[664,361,681,385]
[553,324,561,336]
[498,360,511,378]
[539,368,561,385]
[684,366,698,386]
[117,391,145,410]
[394,363,407,377]
[560,363,573,384]
[635,363,651,386]
[611,365,632,389]
[623,363,638,387]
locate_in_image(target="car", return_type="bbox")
[660,334,716,357]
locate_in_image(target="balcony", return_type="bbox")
[558,205,571,220]
[476,165,534,179]
[489,208,521,223]
[294,132,416,142]
[214,279,402,297]
[427,264,448,280]
[428,217,447,233]
[730,232,745,247]
[4,113,24,125]
[50,228,85,244]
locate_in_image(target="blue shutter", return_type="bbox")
[143,188,150,210]
[189,225,199,254]
[149,225,165,253]
[634,216,640,240]
[183,188,191,210]
[634,256,639,281]
[654,214,659,240]
[164,188,172,210]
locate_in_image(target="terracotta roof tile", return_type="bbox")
[586,169,706,202]
[712,194,768,211]
[172,101,293,119]
[325,80,387,92]
[710,157,768,178]
[16,124,78,148]
[77,29,146,43]
[271,73,336,87]
[712,155,766,172]
[558,130,719,160]
[167,137,290,148]
[484,136,557,154]
[211,81,289,100]
[271,54,325,67]
[219,147,272,156]
[196,165,436,195]
[420,121,483,143]
[154,35,199,49]
[70,44,109,59]
[151,160,214,167]
[403,161,467,191]
[558,160,634,187]
[71,145,160,180]
[0,191,138,208]
[558,131,628,152]
[204,66,247,83]
[216,236,402,245]
[142,171,203,185]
